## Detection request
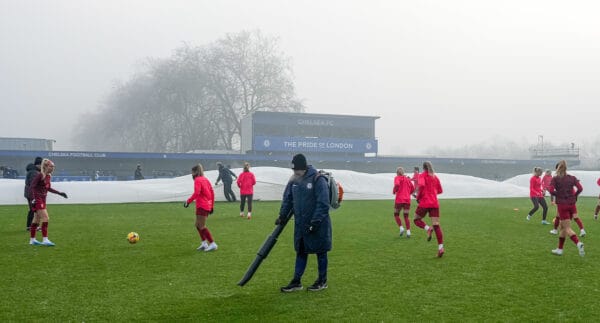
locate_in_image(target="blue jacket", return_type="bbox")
[216,165,237,184]
[279,166,332,254]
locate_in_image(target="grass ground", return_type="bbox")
[1,198,599,322]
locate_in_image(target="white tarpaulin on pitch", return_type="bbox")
[1,167,599,205]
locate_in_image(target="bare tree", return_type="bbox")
[75,30,304,152]
[202,30,304,149]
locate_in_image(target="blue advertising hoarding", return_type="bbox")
[254,136,378,153]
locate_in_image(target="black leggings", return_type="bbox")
[240,194,253,212]
[223,182,236,202]
[529,197,548,220]
[26,198,34,228]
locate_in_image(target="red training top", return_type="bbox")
[529,175,543,198]
[393,175,415,204]
[29,173,59,201]
[549,175,582,205]
[237,171,256,195]
[541,174,552,192]
[412,170,419,186]
[187,176,215,211]
[416,171,443,208]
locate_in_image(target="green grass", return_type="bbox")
[1,198,599,322]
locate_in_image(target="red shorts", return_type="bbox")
[415,207,440,218]
[557,204,577,221]
[32,198,47,211]
[394,203,411,212]
[196,208,210,217]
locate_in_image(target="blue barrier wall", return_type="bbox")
[0,149,580,181]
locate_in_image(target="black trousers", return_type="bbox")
[240,194,253,212]
[223,182,236,202]
[26,198,34,228]
[529,197,548,220]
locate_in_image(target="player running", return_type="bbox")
[594,177,600,220]
[413,161,445,257]
[411,166,419,198]
[548,160,584,256]
[542,169,554,202]
[549,165,586,236]
[392,167,415,237]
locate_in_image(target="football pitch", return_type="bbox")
[1,198,599,321]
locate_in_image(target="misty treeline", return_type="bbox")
[424,136,531,159]
[75,30,303,152]
[425,135,600,169]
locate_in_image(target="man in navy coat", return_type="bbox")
[277,153,332,292]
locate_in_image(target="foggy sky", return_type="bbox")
[1,0,599,155]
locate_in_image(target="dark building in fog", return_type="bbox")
[241,111,379,156]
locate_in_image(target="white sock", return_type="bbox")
[577,242,583,247]
[30,237,36,242]
[248,212,252,217]
[399,226,404,231]
[240,212,244,216]
[407,230,411,235]
[42,237,49,242]
[439,244,444,250]
[424,225,430,231]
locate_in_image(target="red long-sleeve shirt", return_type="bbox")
[393,175,415,204]
[529,175,543,198]
[542,174,553,191]
[237,171,256,195]
[412,171,419,187]
[416,171,443,208]
[187,176,214,211]
[29,173,59,201]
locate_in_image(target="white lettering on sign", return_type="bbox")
[297,119,334,127]
[298,141,318,148]
[326,142,353,149]
[48,152,107,158]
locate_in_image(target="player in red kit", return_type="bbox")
[526,167,549,224]
[184,163,217,252]
[549,192,587,236]
[594,177,600,220]
[28,159,68,246]
[393,167,415,237]
[548,160,584,256]
[541,169,554,201]
[413,161,445,257]
[411,166,419,198]
[237,162,256,219]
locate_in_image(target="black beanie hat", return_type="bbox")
[34,157,43,165]
[291,154,307,170]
